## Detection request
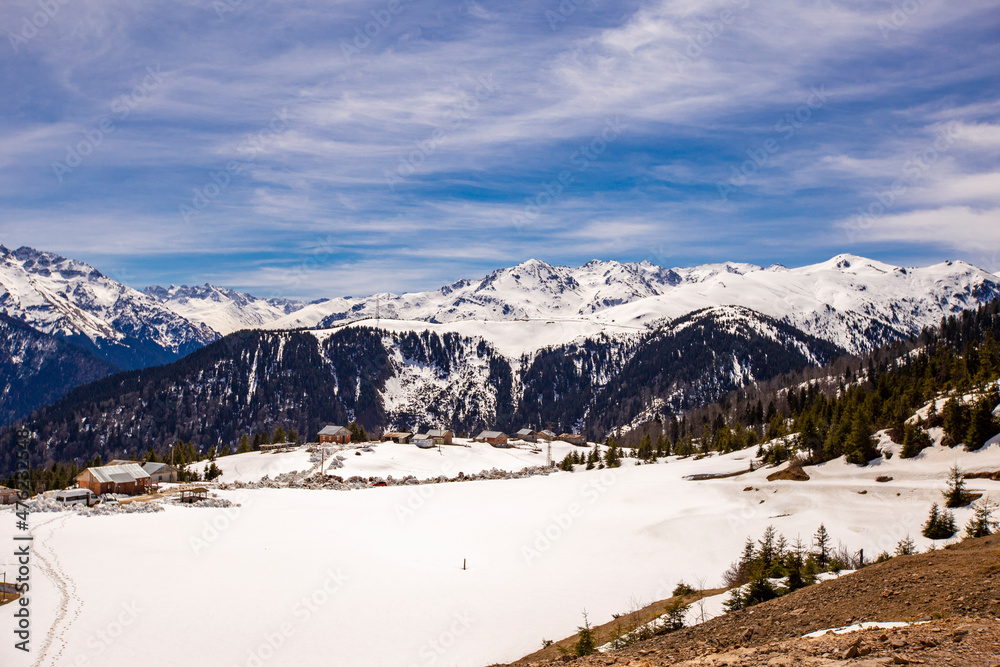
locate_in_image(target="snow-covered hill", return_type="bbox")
[0,246,218,369]
[264,254,1000,356]
[10,440,1000,667]
[143,283,305,336]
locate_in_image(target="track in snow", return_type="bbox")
[30,513,84,667]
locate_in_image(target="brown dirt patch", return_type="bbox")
[516,589,726,664]
[766,461,810,482]
[503,535,1000,666]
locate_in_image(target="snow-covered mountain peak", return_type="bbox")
[0,246,217,369]
[143,283,305,336]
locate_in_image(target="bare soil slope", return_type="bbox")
[505,535,1000,666]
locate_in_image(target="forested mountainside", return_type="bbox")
[0,314,117,425]
[1,306,844,472]
[621,298,1000,466]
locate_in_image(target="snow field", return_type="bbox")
[3,441,1000,667]
[210,439,595,484]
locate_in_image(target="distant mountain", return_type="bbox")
[0,246,218,370]
[4,247,1000,444]
[143,284,305,336]
[264,254,1000,356]
[5,305,845,468]
[0,313,116,425]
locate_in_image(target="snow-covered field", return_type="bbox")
[4,442,1000,667]
[210,439,597,484]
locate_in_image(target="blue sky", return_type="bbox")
[2,0,999,299]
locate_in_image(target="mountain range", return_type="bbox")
[2,245,999,448]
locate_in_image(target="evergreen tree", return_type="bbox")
[145,447,160,463]
[574,612,596,657]
[944,464,971,508]
[273,426,286,444]
[845,414,877,465]
[204,461,222,481]
[901,423,932,458]
[813,524,831,566]
[237,434,251,454]
[942,397,969,447]
[895,536,916,556]
[921,503,957,539]
[964,499,998,538]
[965,391,1000,451]
[605,441,622,468]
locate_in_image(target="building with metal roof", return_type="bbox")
[75,464,151,496]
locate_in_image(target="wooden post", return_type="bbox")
[463,559,466,571]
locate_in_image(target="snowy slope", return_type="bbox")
[8,441,1000,667]
[266,258,759,329]
[595,255,1000,354]
[144,284,305,336]
[267,255,1000,356]
[0,246,217,369]
[210,438,593,483]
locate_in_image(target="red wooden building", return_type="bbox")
[74,464,151,496]
[318,425,351,444]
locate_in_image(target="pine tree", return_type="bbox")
[237,434,251,454]
[901,423,932,458]
[813,524,831,566]
[605,442,622,468]
[273,426,286,444]
[895,536,916,556]
[965,392,1000,451]
[942,397,968,447]
[922,502,957,539]
[944,464,971,508]
[964,499,998,538]
[845,414,877,465]
[574,612,596,657]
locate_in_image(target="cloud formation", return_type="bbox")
[1,0,998,297]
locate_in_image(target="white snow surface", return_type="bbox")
[802,621,929,638]
[6,441,1000,667]
[143,284,305,336]
[210,439,597,483]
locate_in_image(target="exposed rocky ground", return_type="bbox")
[506,535,1000,667]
